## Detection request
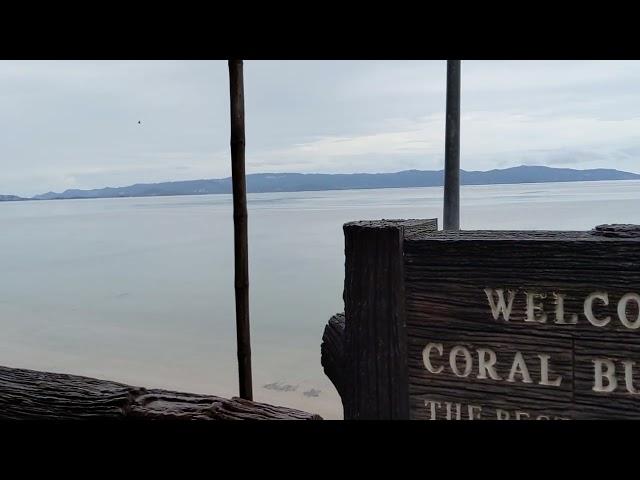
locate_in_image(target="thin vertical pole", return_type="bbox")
[228,59,253,400]
[443,60,461,231]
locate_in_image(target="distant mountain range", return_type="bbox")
[0,195,27,202]
[2,165,640,201]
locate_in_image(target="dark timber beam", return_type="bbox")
[443,60,461,231]
[322,219,438,419]
[0,365,321,420]
[229,59,253,400]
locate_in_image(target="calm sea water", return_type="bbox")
[0,180,639,419]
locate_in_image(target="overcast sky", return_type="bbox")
[2,60,640,197]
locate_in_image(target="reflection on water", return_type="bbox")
[0,180,639,419]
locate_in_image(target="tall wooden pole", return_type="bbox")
[443,60,461,231]
[228,59,253,400]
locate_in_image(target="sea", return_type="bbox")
[0,179,639,419]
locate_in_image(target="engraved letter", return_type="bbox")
[484,288,516,322]
[507,352,533,383]
[538,353,562,387]
[617,293,640,330]
[526,292,547,323]
[445,402,462,420]
[467,405,482,420]
[553,292,578,324]
[449,346,473,378]
[593,358,617,392]
[496,409,510,420]
[623,360,640,394]
[584,292,611,327]
[422,343,444,374]
[477,348,502,380]
[424,400,441,420]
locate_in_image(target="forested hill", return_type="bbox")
[26,165,640,200]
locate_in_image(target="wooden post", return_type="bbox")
[322,219,438,419]
[443,60,461,231]
[228,59,252,400]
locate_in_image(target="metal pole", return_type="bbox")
[228,59,253,400]
[443,60,461,231]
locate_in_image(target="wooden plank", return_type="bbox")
[410,338,640,420]
[404,225,640,419]
[405,229,640,337]
[0,365,321,420]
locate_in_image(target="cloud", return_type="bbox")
[247,110,640,174]
[2,60,640,196]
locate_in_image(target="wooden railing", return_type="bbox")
[0,365,321,420]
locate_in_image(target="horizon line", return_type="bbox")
[18,164,640,199]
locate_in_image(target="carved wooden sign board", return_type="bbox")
[321,220,640,420]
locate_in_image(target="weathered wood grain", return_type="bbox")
[323,222,640,419]
[591,224,640,238]
[405,224,640,419]
[339,218,438,419]
[410,393,573,420]
[0,365,321,420]
[405,229,640,338]
[573,339,640,419]
[408,328,573,400]
[321,313,345,401]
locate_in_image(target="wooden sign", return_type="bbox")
[321,221,640,420]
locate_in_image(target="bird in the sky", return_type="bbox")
[138,121,142,125]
